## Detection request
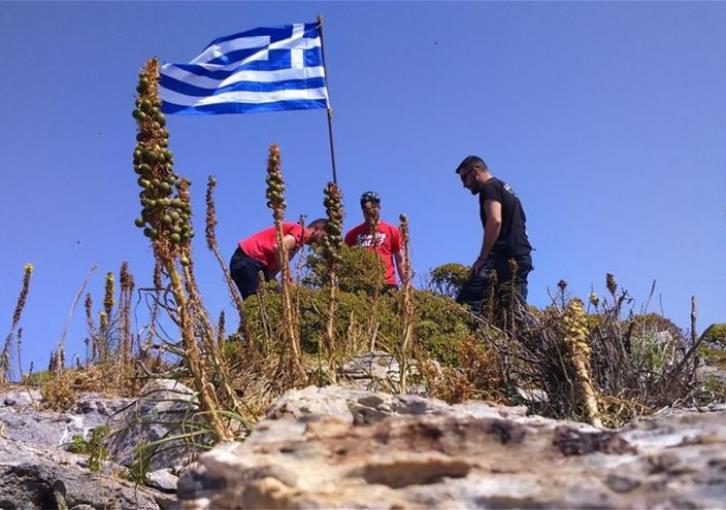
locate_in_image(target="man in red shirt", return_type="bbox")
[230,219,327,299]
[344,192,405,292]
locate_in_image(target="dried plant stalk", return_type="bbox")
[205,175,247,336]
[398,214,414,394]
[2,263,33,384]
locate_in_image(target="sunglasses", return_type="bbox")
[459,169,474,183]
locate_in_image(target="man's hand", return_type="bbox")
[470,257,485,278]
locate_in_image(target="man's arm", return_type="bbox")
[271,234,299,278]
[394,249,407,285]
[471,199,502,275]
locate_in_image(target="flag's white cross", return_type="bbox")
[290,24,304,69]
[193,24,311,70]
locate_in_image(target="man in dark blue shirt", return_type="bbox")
[454,155,533,314]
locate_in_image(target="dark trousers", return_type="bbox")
[229,248,268,300]
[456,253,533,314]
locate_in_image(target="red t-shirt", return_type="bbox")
[239,223,305,273]
[344,220,401,285]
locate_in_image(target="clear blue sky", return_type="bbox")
[1,2,724,372]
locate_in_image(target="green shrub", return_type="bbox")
[241,285,474,367]
[702,323,726,347]
[302,245,385,294]
[428,263,470,299]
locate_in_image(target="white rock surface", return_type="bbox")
[178,385,726,509]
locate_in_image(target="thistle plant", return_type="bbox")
[265,144,303,377]
[398,214,414,394]
[562,298,602,426]
[321,182,344,375]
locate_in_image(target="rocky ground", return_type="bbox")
[0,356,724,509]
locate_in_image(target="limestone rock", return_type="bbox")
[106,379,202,471]
[0,435,173,509]
[178,385,726,509]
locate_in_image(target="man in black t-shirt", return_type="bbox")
[454,155,533,314]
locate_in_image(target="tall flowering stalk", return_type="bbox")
[1,263,33,385]
[265,145,303,376]
[101,271,114,362]
[119,262,134,370]
[398,214,414,394]
[562,298,602,427]
[321,182,344,375]
[205,176,247,337]
[366,202,383,351]
[132,58,229,441]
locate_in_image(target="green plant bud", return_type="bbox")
[138,178,150,188]
[143,227,154,238]
[151,178,160,187]
[180,256,190,266]
[134,217,145,228]
[136,132,145,142]
[132,109,142,120]
[140,99,152,111]
[139,77,149,88]
[134,165,144,175]
[156,115,166,127]
[172,198,183,208]
[162,215,173,224]
[139,163,151,174]
[160,182,171,193]
[171,233,181,243]
[170,210,180,221]
[142,149,156,164]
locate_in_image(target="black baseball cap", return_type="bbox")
[360,191,381,208]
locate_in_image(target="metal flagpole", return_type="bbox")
[317,15,338,185]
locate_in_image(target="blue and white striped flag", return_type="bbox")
[160,23,329,115]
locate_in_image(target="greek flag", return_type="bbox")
[160,23,329,115]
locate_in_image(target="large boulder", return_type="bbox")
[106,379,202,471]
[178,385,726,509]
[0,435,173,509]
[0,389,132,450]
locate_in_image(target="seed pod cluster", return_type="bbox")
[103,272,114,318]
[563,298,591,356]
[399,213,411,283]
[322,182,344,268]
[562,297,601,426]
[131,58,193,255]
[265,145,286,220]
[605,273,617,297]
